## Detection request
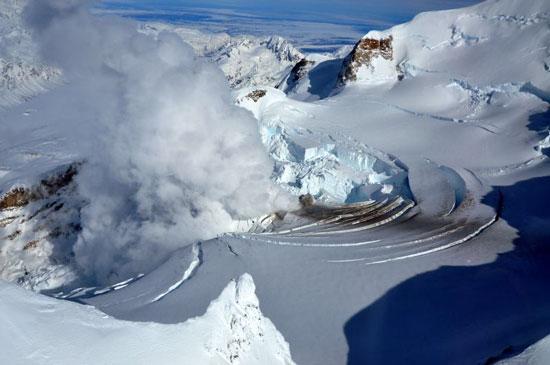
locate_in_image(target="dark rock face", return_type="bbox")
[277,58,316,92]
[288,59,316,83]
[337,35,394,86]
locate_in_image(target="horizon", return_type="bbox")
[100,0,483,52]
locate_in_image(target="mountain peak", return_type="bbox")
[337,34,396,87]
[261,35,303,63]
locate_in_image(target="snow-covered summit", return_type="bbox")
[141,23,304,89]
[211,35,303,88]
[279,0,550,98]
[337,35,396,86]
[262,36,302,63]
[340,0,550,89]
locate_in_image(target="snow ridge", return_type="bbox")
[204,274,296,365]
[0,60,61,107]
[152,243,201,302]
[0,273,295,365]
[140,23,303,89]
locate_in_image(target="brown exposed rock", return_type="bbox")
[246,89,267,102]
[337,35,394,86]
[0,164,78,211]
[0,188,33,210]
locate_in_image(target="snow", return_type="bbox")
[152,243,201,302]
[0,0,296,285]
[0,0,60,107]
[235,87,411,204]
[498,335,550,364]
[354,48,397,85]
[1,0,550,364]
[0,273,295,365]
[140,23,303,89]
[78,1,550,363]
[0,165,81,291]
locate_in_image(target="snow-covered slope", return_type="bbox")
[1,0,550,364]
[141,23,304,88]
[0,0,60,107]
[498,335,550,364]
[0,273,295,365]
[78,1,550,364]
[0,164,81,291]
[284,0,550,102]
[213,35,303,88]
[341,0,550,92]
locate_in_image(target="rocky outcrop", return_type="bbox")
[277,58,316,92]
[0,164,82,291]
[0,187,32,210]
[337,35,394,86]
[245,89,267,102]
[288,59,315,83]
[0,164,78,210]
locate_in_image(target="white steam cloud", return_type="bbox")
[23,0,293,283]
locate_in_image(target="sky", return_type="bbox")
[100,0,483,52]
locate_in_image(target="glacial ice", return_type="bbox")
[247,93,411,204]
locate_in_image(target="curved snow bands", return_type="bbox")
[235,234,382,248]
[151,243,202,303]
[327,213,498,265]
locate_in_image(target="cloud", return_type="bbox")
[23,0,293,284]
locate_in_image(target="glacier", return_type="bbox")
[1,0,550,364]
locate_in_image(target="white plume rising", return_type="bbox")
[23,0,293,283]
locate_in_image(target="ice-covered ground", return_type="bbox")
[235,87,411,204]
[1,0,550,364]
[0,273,295,365]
